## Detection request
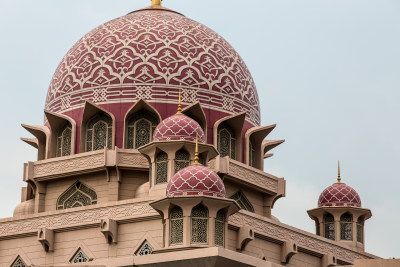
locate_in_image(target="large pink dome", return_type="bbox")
[153,114,205,143]
[44,7,260,149]
[318,183,362,208]
[166,165,225,198]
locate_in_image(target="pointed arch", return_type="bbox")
[21,124,50,160]
[324,213,335,240]
[182,102,207,137]
[229,191,254,212]
[174,148,190,173]
[123,99,161,149]
[340,213,353,241]
[155,150,168,184]
[214,112,245,161]
[169,206,183,245]
[45,110,77,158]
[244,125,277,169]
[191,203,209,244]
[80,101,115,153]
[57,181,97,210]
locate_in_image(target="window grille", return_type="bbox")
[324,213,335,240]
[57,122,72,157]
[170,206,183,245]
[70,248,89,263]
[57,181,97,210]
[126,110,159,149]
[215,210,225,247]
[357,217,363,243]
[217,123,236,159]
[11,256,26,267]
[340,213,353,241]
[249,139,256,167]
[229,191,254,212]
[174,149,190,173]
[137,240,153,255]
[191,204,208,244]
[86,112,113,152]
[156,151,168,184]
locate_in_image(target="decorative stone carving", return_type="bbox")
[229,211,373,263]
[100,218,118,244]
[322,254,337,267]
[236,225,254,250]
[38,228,54,252]
[117,153,149,168]
[281,240,298,264]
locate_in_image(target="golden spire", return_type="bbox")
[337,160,341,183]
[176,89,183,115]
[193,135,200,165]
[152,0,162,6]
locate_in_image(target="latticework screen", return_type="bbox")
[126,110,159,149]
[215,210,225,247]
[230,191,254,212]
[57,122,72,157]
[191,204,208,244]
[57,181,97,210]
[86,112,113,152]
[137,241,153,255]
[217,123,236,159]
[70,248,89,263]
[156,151,168,184]
[11,256,26,267]
[170,206,183,245]
[174,149,190,173]
[340,213,353,241]
[324,214,335,240]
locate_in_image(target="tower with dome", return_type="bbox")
[0,1,382,267]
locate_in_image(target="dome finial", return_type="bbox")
[193,134,200,165]
[337,160,341,183]
[176,89,183,115]
[152,0,162,7]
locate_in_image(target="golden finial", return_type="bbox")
[152,0,162,7]
[337,160,341,183]
[193,135,200,165]
[176,89,183,115]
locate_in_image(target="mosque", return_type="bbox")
[1,0,392,266]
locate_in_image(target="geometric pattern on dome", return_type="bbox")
[153,114,205,143]
[318,183,361,208]
[45,10,260,126]
[166,165,225,198]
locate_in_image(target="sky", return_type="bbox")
[0,0,399,259]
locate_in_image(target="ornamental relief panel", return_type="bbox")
[118,153,149,167]
[228,212,373,263]
[228,161,278,192]
[45,11,261,126]
[0,202,157,238]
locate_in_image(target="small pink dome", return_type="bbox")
[153,114,205,143]
[318,183,361,208]
[166,165,226,198]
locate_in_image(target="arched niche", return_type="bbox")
[182,102,207,138]
[80,101,116,153]
[45,110,76,158]
[213,112,246,162]
[123,99,161,149]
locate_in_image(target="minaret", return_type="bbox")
[307,162,372,252]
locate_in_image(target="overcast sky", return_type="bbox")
[0,0,399,259]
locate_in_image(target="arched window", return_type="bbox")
[174,149,190,173]
[11,256,26,267]
[156,151,168,184]
[86,112,113,152]
[191,204,208,244]
[217,123,236,159]
[215,209,225,247]
[57,122,72,157]
[357,217,363,243]
[170,206,183,245]
[57,181,97,210]
[230,191,254,212]
[249,140,256,167]
[340,213,353,241]
[126,110,159,149]
[324,213,335,240]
